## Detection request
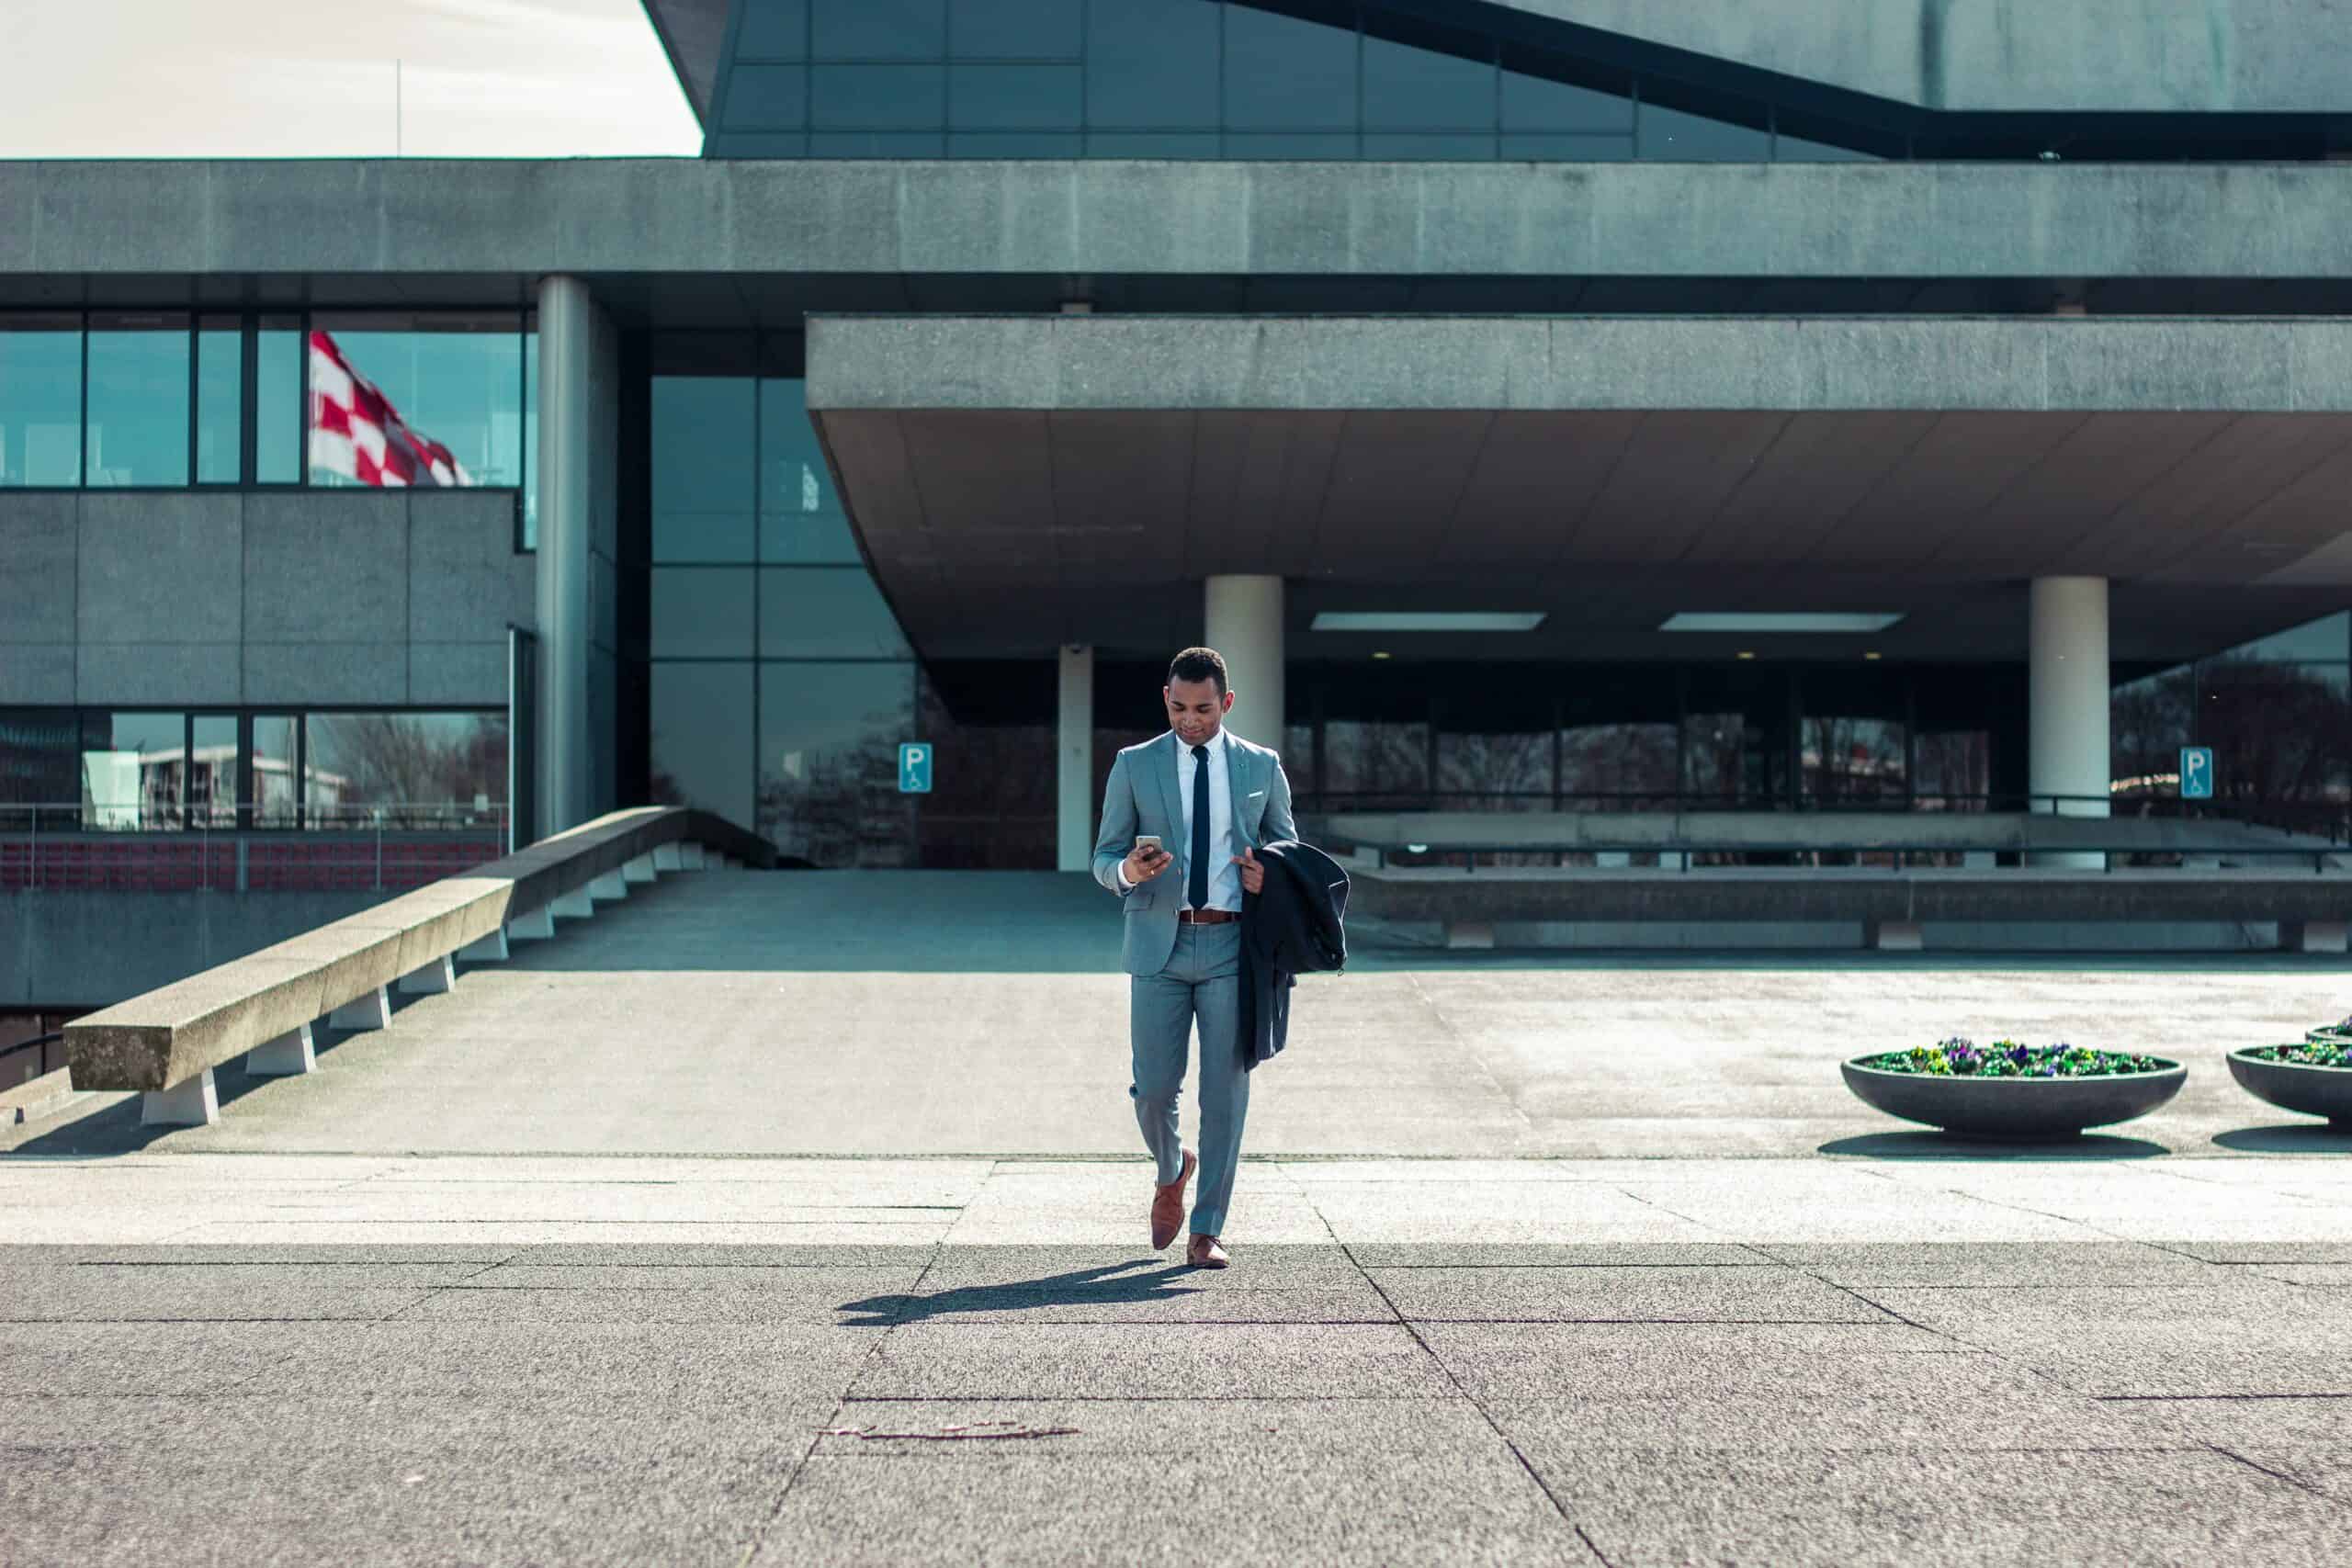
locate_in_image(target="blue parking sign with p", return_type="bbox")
[2179,746,2213,800]
[899,743,933,794]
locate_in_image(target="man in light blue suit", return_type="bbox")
[1092,647,1296,1269]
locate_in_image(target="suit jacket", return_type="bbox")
[1238,839,1351,1069]
[1091,729,1298,977]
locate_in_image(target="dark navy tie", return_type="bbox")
[1188,744,1211,910]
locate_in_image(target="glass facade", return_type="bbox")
[709,0,1879,163]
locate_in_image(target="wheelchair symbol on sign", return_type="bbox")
[2179,747,2213,800]
[899,743,933,795]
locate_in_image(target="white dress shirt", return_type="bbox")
[1117,728,1240,910]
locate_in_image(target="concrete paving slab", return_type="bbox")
[1754,1241,2220,1287]
[395,1282,914,1325]
[1305,1180,1726,1245]
[1369,1265,1894,1323]
[1347,1242,1775,1268]
[2088,1394,2352,1450]
[754,1448,1586,1568]
[808,1396,1497,1458]
[851,1323,1456,1400]
[1879,1317,2352,1398]
[1415,1322,1966,1403]
[1517,1445,2349,1568]
[1860,1280,2316,1327]
[453,1261,929,1292]
[0,1322,313,1396]
[915,1243,1365,1288]
[0,1271,432,1322]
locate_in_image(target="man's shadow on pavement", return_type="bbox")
[840,1258,1202,1326]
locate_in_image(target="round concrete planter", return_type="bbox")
[1840,1058,2187,1138]
[2228,1049,2352,1126]
[2302,1026,2352,1046]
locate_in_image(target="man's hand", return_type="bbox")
[1234,846,1264,896]
[1123,842,1172,886]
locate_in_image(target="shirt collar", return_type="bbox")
[1178,728,1228,761]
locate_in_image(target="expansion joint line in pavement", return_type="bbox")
[2203,1444,2338,1501]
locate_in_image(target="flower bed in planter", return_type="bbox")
[2229,1038,2352,1125]
[1841,1038,2187,1138]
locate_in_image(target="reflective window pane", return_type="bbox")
[812,64,944,127]
[254,320,303,484]
[84,712,184,829]
[725,63,809,128]
[759,660,917,865]
[1364,133,1493,160]
[309,313,525,491]
[1500,51,1633,132]
[2229,612,2349,662]
[1225,132,1358,158]
[2195,660,2352,804]
[760,568,910,658]
[814,0,944,59]
[949,131,1084,157]
[303,713,507,827]
[948,63,1082,128]
[1640,101,1771,161]
[1225,3,1359,130]
[810,130,947,155]
[0,709,92,811]
[653,377,755,560]
[0,316,83,487]
[1324,721,1430,800]
[85,314,189,487]
[651,661,756,830]
[1500,132,1632,161]
[1084,0,1219,129]
[1086,131,1220,156]
[252,715,299,827]
[1362,30,1493,132]
[952,0,1081,58]
[189,715,238,826]
[521,326,537,547]
[652,568,757,659]
[918,660,1056,867]
[759,378,861,563]
[196,320,243,483]
[738,0,809,56]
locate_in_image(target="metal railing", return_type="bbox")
[1343,841,2352,875]
[0,801,510,894]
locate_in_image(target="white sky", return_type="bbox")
[0,0,701,158]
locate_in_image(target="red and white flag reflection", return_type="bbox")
[307,331,473,488]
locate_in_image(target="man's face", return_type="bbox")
[1165,676,1234,746]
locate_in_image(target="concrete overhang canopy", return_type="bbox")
[806,313,2352,665]
[1499,0,2352,113]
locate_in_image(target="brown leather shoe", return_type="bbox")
[1186,1234,1230,1269]
[1150,1149,1197,1250]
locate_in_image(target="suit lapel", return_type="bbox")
[1226,737,1253,856]
[1150,731,1185,863]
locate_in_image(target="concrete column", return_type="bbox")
[1057,645,1095,872]
[2029,576,2110,870]
[141,1068,218,1128]
[245,1025,316,1077]
[536,274,594,839]
[1204,575,1284,747]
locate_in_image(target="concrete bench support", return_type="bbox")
[2282,919,2348,954]
[141,1067,218,1127]
[1444,920,1497,951]
[1869,919,1925,953]
[509,906,557,940]
[653,844,684,872]
[590,870,629,901]
[399,955,458,996]
[682,842,707,870]
[623,853,657,885]
[459,927,511,962]
[329,986,392,1032]
[244,1024,316,1077]
[551,887,595,920]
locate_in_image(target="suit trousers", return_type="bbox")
[1129,921,1250,1237]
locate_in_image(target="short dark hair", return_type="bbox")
[1168,647,1228,695]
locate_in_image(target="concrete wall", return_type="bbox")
[1509,0,2352,113]
[5,160,2352,283]
[2,891,393,1007]
[0,489,534,707]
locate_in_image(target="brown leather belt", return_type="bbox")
[1177,908,1241,925]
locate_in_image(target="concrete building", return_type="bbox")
[7,0,2352,1032]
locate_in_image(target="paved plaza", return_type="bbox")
[6,871,2352,1564]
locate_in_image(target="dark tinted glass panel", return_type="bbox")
[1559,723,1677,802]
[0,317,82,487]
[196,321,241,484]
[85,315,189,487]
[304,713,506,825]
[651,569,757,658]
[949,63,1082,127]
[738,0,808,56]
[1225,3,1357,130]
[725,63,809,127]
[254,320,302,483]
[1325,720,1430,798]
[1500,132,1632,161]
[1774,107,1902,162]
[1364,133,1492,160]
[1224,132,1357,158]
[2197,660,2352,803]
[813,64,944,126]
[652,377,754,561]
[650,661,755,829]
[81,712,184,829]
[1500,51,1632,131]
[952,0,1081,57]
[809,131,947,155]
[1640,102,1770,161]
[716,132,812,156]
[759,660,917,866]
[189,715,237,826]
[252,715,298,826]
[520,325,537,547]
[310,314,525,490]
[1085,0,1219,129]
[1914,728,1990,805]
[760,569,910,658]
[758,379,859,563]
[0,711,88,809]
[918,661,1055,868]
[1086,131,1219,156]
[2233,613,2349,662]
[813,0,944,59]
[950,132,1084,156]
[1362,30,1493,132]
[1775,130,1881,162]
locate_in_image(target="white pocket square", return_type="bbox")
[1248,789,1265,798]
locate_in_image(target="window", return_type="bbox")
[653,377,757,561]
[759,379,859,563]
[650,661,757,830]
[760,569,910,658]
[759,660,917,866]
[85,314,192,487]
[252,715,300,827]
[309,313,526,492]
[302,713,509,828]
[0,316,81,487]
[255,317,304,484]
[1224,3,1357,131]
[196,318,243,484]
[0,709,93,815]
